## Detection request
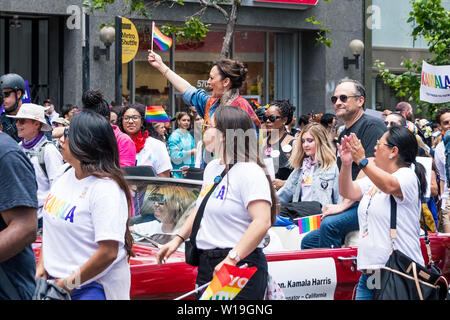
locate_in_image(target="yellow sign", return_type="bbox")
[121,17,139,64]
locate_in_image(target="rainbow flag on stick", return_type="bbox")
[200,264,257,300]
[297,214,322,234]
[145,106,170,123]
[151,22,172,51]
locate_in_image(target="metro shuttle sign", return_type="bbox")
[254,0,318,5]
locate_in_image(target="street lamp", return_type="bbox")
[343,39,364,69]
[94,25,115,61]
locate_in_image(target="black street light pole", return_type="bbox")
[82,7,90,93]
[115,16,122,106]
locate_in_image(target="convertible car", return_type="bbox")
[33,171,450,300]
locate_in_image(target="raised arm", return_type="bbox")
[147,50,191,94]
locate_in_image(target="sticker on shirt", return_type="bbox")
[43,193,76,223]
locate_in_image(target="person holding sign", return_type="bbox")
[157,106,277,300]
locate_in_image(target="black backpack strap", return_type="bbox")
[189,166,230,244]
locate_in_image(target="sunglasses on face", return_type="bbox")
[263,115,282,123]
[16,119,30,125]
[2,90,15,98]
[330,95,360,104]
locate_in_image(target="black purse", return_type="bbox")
[279,201,322,222]
[185,167,228,266]
[373,195,448,300]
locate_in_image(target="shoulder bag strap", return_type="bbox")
[389,195,397,249]
[190,166,230,244]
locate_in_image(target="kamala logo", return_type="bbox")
[421,71,450,90]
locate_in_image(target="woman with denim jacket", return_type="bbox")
[277,123,340,209]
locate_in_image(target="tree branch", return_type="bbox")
[198,0,229,19]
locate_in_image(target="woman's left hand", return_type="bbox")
[348,133,366,164]
[272,179,285,190]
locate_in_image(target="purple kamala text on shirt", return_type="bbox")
[43,193,76,223]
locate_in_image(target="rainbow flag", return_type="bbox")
[145,106,170,122]
[297,214,322,234]
[152,23,172,51]
[200,264,257,300]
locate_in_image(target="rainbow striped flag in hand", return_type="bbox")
[145,106,170,123]
[152,23,172,51]
[297,214,322,234]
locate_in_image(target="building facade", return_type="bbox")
[1,0,370,118]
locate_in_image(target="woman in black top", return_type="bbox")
[262,100,296,190]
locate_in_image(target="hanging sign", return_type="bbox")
[121,17,139,64]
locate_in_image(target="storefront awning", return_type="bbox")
[250,0,319,9]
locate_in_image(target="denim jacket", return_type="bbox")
[277,163,340,206]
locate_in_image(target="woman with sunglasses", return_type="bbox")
[118,105,172,177]
[36,110,133,300]
[7,103,64,229]
[338,126,427,300]
[277,122,340,212]
[157,105,277,300]
[261,100,296,190]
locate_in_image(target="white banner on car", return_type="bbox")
[268,257,337,300]
[420,61,450,103]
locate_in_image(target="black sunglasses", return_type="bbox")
[263,115,282,123]
[330,95,360,104]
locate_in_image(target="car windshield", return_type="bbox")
[126,177,202,248]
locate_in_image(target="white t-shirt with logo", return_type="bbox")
[195,159,272,250]
[136,136,172,175]
[42,168,131,299]
[356,167,425,270]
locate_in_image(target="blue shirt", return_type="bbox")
[168,128,195,178]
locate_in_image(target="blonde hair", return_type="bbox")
[289,122,336,171]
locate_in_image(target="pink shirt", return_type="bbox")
[112,125,136,167]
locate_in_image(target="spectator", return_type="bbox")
[434,107,450,233]
[395,101,414,122]
[7,103,64,229]
[0,131,38,300]
[0,73,27,142]
[168,111,195,178]
[109,106,122,126]
[262,100,296,190]
[61,104,78,121]
[82,89,136,167]
[118,105,172,177]
[152,122,168,144]
[157,105,277,300]
[320,113,338,145]
[298,114,309,132]
[339,126,427,299]
[384,112,406,128]
[301,79,387,249]
[43,99,59,126]
[277,122,340,209]
[36,110,133,300]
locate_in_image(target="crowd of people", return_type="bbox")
[0,51,449,301]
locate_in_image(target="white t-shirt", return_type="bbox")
[356,167,425,270]
[20,136,64,218]
[434,141,447,208]
[195,159,272,250]
[42,168,131,300]
[136,136,172,175]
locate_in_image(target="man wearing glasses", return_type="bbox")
[0,73,27,142]
[301,79,386,249]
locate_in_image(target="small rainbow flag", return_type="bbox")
[152,23,172,51]
[200,264,257,300]
[251,99,260,109]
[297,214,322,234]
[145,106,170,123]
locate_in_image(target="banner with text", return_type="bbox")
[420,61,450,103]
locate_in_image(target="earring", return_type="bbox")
[388,154,393,159]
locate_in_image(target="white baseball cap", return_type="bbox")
[6,103,53,131]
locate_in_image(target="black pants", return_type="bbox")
[195,248,267,300]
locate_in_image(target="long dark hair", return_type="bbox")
[68,110,134,258]
[213,105,278,225]
[386,126,427,198]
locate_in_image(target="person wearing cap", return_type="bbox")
[7,103,64,229]
[0,73,27,142]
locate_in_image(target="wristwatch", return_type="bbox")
[228,249,241,263]
[358,158,369,169]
